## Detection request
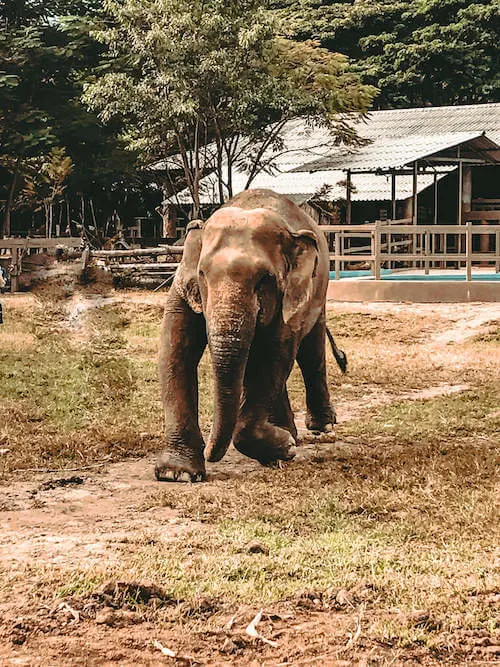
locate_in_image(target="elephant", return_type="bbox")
[156,189,346,482]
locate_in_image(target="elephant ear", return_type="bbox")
[282,229,318,325]
[175,219,204,313]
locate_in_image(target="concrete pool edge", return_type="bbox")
[327,280,500,303]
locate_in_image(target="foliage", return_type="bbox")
[1,0,497,236]
[20,149,73,237]
[84,0,375,212]
[0,0,143,238]
[272,0,500,107]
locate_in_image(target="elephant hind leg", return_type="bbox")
[297,313,336,433]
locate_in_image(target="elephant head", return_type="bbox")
[176,207,320,463]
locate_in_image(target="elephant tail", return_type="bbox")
[326,327,347,374]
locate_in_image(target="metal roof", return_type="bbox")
[296,133,500,172]
[169,103,500,204]
[174,169,450,204]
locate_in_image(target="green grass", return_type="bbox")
[339,387,500,445]
[472,319,500,343]
[55,440,496,634]
[0,295,164,473]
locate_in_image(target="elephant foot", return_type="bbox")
[305,407,337,435]
[233,422,296,466]
[155,448,206,483]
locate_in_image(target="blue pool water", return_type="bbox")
[329,271,500,281]
[329,269,392,279]
[381,274,500,281]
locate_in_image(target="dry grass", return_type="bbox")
[0,290,498,661]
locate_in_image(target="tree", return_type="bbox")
[83,0,375,214]
[271,0,500,107]
[21,148,73,237]
[0,0,141,237]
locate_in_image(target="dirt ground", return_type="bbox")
[0,291,498,665]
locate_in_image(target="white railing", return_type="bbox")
[319,222,500,281]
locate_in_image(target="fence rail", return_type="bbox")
[0,237,83,292]
[2,224,499,292]
[322,222,500,281]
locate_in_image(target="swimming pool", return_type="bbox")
[329,271,500,281]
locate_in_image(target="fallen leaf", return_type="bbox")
[152,640,176,658]
[245,610,278,648]
[225,613,237,630]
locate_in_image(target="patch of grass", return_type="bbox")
[327,311,443,345]
[339,387,500,445]
[0,296,164,473]
[1,295,498,657]
[135,423,497,618]
[100,470,496,632]
[56,572,108,599]
[472,319,500,343]
[126,383,498,635]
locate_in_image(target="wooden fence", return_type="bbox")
[2,224,499,292]
[90,245,184,288]
[91,223,500,285]
[319,222,500,281]
[0,238,83,292]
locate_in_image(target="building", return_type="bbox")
[169,103,500,233]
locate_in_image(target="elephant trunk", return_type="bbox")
[205,300,256,463]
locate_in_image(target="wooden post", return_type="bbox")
[391,170,396,221]
[412,162,418,225]
[334,231,340,280]
[346,170,352,225]
[457,160,464,226]
[374,220,381,280]
[412,162,418,268]
[455,152,463,269]
[425,229,430,275]
[10,247,19,293]
[480,220,491,261]
[465,221,472,282]
[81,247,90,272]
[340,229,344,275]
[462,166,472,218]
[433,171,438,225]
[496,231,500,273]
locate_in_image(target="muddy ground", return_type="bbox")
[0,292,498,665]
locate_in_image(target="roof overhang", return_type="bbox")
[295,132,500,174]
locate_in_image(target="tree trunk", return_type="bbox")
[65,195,71,233]
[44,203,50,238]
[2,166,20,238]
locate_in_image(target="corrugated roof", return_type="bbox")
[175,169,450,204]
[296,132,499,172]
[249,103,500,173]
[169,103,500,204]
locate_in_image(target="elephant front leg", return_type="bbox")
[233,336,297,466]
[269,387,298,441]
[156,288,207,482]
[297,312,336,433]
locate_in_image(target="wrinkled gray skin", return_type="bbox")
[156,189,346,482]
